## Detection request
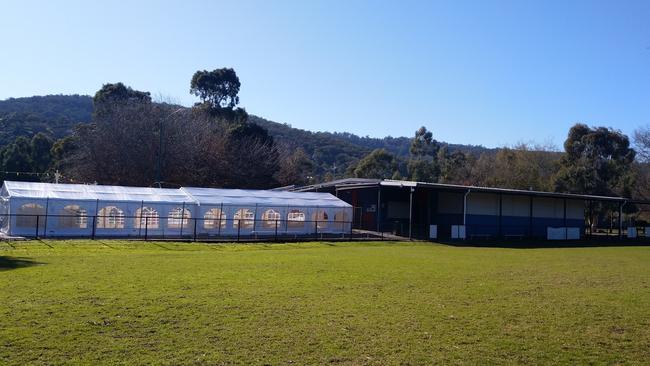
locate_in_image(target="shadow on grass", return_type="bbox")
[440,239,650,249]
[0,256,43,271]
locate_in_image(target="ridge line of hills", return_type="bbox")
[0,94,492,178]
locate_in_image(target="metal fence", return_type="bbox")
[0,213,363,242]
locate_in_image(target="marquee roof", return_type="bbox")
[0,181,352,208]
[181,187,351,207]
[1,181,192,203]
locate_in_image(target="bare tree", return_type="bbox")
[634,126,650,162]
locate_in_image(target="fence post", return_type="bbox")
[237,219,241,242]
[314,219,318,240]
[35,215,40,238]
[91,215,96,240]
[144,216,149,241]
[274,219,278,241]
[193,218,197,242]
[217,210,222,238]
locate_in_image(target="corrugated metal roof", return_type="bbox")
[293,178,633,202]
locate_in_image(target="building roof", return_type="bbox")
[181,187,351,207]
[293,178,636,203]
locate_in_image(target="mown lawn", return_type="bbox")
[1,240,649,365]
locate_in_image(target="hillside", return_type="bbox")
[0,95,490,177]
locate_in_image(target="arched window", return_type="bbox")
[204,208,226,229]
[312,210,329,229]
[287,209,305,229]
[97,206,125,229]
[261,209,281,229]
[334,210,349,231]
[233,208,254,229]
[135,207,159,229]
[168,207,191,229]
[16,203,45,228]
[60,205,88,229]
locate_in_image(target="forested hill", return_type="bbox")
[0,95,490,173]
[0,95,93,146]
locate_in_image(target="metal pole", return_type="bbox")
[91,215,96,240]
[237,219,241,242]
[562,198,567,240]
[408,187,413,240]
[156,114,164,188]
[529,196,533,239]
[588,200,593,238]
[35,215,39,238]
[498,194,503,239]
[619,201,623,239]
[179,202,185,238]
[43,197,49,238]
[138,200,144,236]
[218,203,224,237]
[376,186,381,233]
[145,216,148,241]
[253,204,258,233]
[285,205,289,234]
[193,218,197,242]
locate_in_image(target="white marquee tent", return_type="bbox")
[0,181,352,238]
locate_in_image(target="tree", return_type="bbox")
[353,149,397,179]
[275,147,314,186]
[190,68,242,109]
[50,136,78,173]
[554,124,635,196]
[1,136,33,181]
[634,125,650,162]
[407,126,439,182]
[30,133,54,173]
[437,147,470,184]
[93,82,151,107]
[409,126,436,157]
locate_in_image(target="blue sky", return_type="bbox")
[1,0,649,148]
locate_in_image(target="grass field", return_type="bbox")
[1,240,649,365]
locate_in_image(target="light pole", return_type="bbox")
[154,107,185,188]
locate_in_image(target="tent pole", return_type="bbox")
[138,200,144,237]
[180,202,185,238]
[218,203,223,237]
[43,197,49,238]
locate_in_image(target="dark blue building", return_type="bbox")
[294,178,630,240]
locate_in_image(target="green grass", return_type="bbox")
[1,240,650,365]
